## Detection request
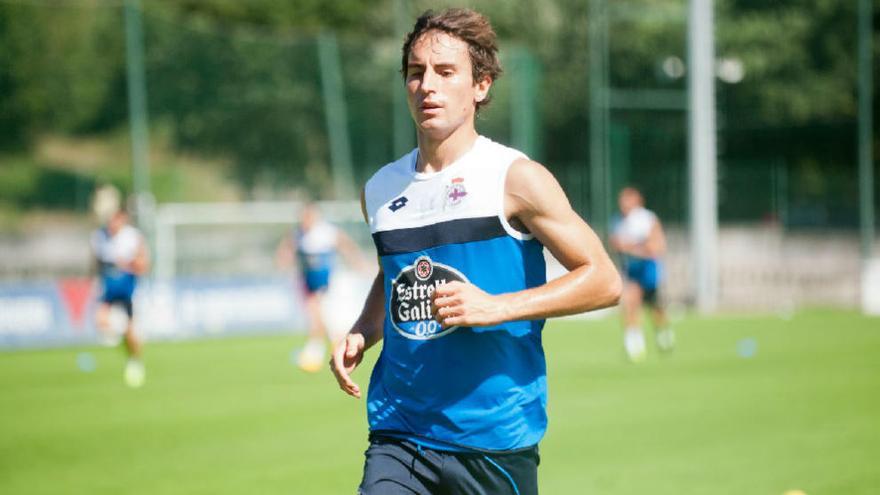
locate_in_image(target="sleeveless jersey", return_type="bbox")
[613,206,661,289]
[295,221,338,273]
[613,207,658,262]
[364,136,548,452]
[91,224,142,299]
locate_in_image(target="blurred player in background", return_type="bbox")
[91,186,150,387]
[330,9,621,495]
[611,186,674,362]
[277,202,365,373]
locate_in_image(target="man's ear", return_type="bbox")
[474,75,492,103]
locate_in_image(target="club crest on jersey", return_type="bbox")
[390,255,468,340]
[445,177,468,207]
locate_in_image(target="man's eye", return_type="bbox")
[442,70,454,77]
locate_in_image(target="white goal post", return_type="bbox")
[863,258,880,315]
[154,200,365,282]
[140,200,373,339]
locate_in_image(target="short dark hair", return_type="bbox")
[401,8,502,111]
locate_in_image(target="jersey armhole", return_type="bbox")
[363,178,379,233]
[497,157,535,241]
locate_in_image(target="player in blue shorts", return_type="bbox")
[611,187,675,362]
[277,203,364,372]
[328,9,622,494]
[91,206,150,387]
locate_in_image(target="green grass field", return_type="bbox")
[1,310,878,494]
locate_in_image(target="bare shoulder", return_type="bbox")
[506,158,568,216]
[507,158,557,192]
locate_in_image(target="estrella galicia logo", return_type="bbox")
[390,255,468,340]
[389,196,408,212]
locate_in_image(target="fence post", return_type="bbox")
[688,0,719,313]
[317,32,356,200]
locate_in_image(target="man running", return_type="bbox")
[277,203,364,372]
[92,205,150,387]
[330,9,621,494]
[611,186,674,362]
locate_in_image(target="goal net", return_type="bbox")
[138,200,375,340]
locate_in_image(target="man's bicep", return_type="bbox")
[527,206,604,271]
[509,160,603,270]
[647,220,666,256]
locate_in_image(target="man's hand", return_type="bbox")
[432,281,508,328]
[330,333,366,398]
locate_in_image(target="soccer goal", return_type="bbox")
[153,200,367,281]
[137,200,374,340]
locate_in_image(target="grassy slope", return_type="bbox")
[0,133,241,230]
[0,310,877,495]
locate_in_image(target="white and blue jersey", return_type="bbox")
[296,221,338,293]
[91,225,142,304]
[613,206,661,291]
[364,136,548,452]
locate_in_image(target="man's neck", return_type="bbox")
[416,125,479,174]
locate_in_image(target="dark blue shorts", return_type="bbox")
[359,436,539,495]
[303,269,330,294]
[101,273,136,317]
[625,259,661,305]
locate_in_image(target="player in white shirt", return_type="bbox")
[610,187,674,362]
[276,203,365,372]
[91,208,150,387]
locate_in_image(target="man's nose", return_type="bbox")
[421,70,438,93]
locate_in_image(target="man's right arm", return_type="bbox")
[353,186,384,350]
[350,271,386,350]
[329,187,385,398]
[330,267,385,399]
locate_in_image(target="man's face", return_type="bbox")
[618,190,640,215]
[405,30,491,139]
[108,212,127,234]
[301,206,318,230]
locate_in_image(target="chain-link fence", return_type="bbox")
[0,0,877,310]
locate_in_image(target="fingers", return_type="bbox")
[432,282,500,328]
[433,280,464,297]
[433,282,464,328]
[439,315,464,327]
[330,337,361,399]
[432,282,461,312]
[433,301,463,329]
[345,343,359,359]
[432,294,461,309]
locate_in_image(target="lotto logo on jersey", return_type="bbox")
[390,255,468,340]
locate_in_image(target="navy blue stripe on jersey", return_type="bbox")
[372,216,507,256]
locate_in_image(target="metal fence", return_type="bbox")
[0,0,877,310]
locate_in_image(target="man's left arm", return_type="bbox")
[130,234,151,276]
[614,220,666,259]
[433,159,622,327]
[336,230,372,274]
